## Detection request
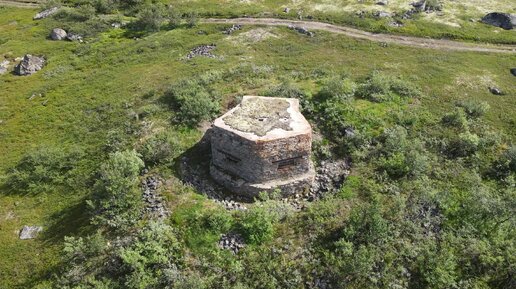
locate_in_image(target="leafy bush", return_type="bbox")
[266,80,307,99]
[446,132,480,158]
[240,207,276,244]
[6,146,84,194]
[491,145,516,180]
[442,108,469,130]
[94,0,117,14]
[134,3,166,31]
[203,210,233,232]
[318,76,356,102]
[138,131,181,165]
[165,80,220,127]
[89,150,144,230]
[118,221,183,288]
[456,100,490,119]
[356,72,421,102]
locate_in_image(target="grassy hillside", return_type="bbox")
[0,5,514,289]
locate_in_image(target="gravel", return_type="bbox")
[141,176,169,219]
[186,44,217,59]
[218,232,245,254]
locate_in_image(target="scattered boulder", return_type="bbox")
[481,13,514,30]
[19,226,43,240]
[0,59,9,75]
[376,0,389,5]
[288,25,315,37]
[218,232,245,254]
[374,11,392,18]
[14,54,45,76]
[50,28,67,40]
[511,68,516,76]
[33,7,59,20]
[389,20,405,27]
[284,7,290,13]
[186,44,217,59]
[223,24,242,35]
[411,0,427,12]
[489,87,503,95]
[66,33,83,42]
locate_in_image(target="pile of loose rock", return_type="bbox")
[141,176,169,219]
[223,24,242,35]
[310,159,350,199]
[288,25,315,37]
[14,54,45,76]
[218,232,245,254]
[186,45,217,59]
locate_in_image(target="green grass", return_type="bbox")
[0,5,515,288]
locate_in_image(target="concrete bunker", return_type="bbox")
[210,96,315,198]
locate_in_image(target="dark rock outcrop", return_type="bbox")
[481,12,514,30]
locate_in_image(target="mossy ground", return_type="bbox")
[0,5,515,288]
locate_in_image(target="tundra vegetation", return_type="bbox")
[0,1,515,289]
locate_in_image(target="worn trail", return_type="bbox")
[203,18,516,54]
[1,1,514,54]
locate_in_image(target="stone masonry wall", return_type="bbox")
[211,126,312,184]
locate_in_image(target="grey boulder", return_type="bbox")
[511,68,516,77]
[19,226,43,240]
[481,12,514,30]
[14,54,45,76]
[0,59,9,75]
[50,28,67,40]
[33,7,59,20]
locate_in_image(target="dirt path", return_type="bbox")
[0,0,39,8]
[0,2,514,54]
[203,18,516,54]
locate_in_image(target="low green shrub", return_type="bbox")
[356,72,421,102]
[6,146,84,194]
[88,150,144,230]
[165,80,220,127]
[134,3,167,32]
[318,76,356,102]
[456,100,490,119]
[240,207,276,244]
[138,131,181,166]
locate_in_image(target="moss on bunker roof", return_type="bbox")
[222,97,293,137]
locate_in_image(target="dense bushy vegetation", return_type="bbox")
[1,6,514,287]
[10,69,509,289]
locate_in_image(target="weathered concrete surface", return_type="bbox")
[210,96,315,198]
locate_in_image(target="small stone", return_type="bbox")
[66,33,83,42]
[19,226,43,239]
[0,59,9,75]
[374,11,392,18]
[284,7,290,13]
[50,28,67,40]
[376,0,388,5]
[489,87,503,95]
[510,68,516,76]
